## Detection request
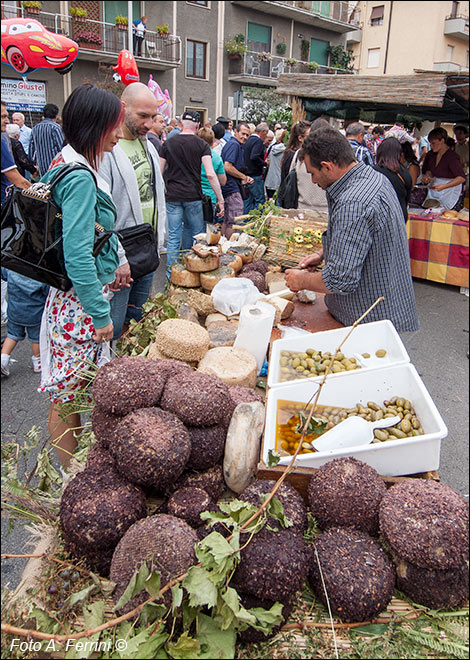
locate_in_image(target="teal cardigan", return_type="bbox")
[41,166,120,329]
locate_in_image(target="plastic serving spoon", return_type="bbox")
[276,415,401,465]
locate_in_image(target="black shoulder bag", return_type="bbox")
[116,149,160,280]
[277,151,299,209]
[165,138,214,223]
[1,163,114,291]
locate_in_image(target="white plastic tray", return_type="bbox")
[262,363,447,476]
[268,319,410,389]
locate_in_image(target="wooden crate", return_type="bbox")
[265,213,328,268]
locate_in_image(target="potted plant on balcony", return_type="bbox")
[285,57,297,72]
[70,6,87,22]
[225,34,246,74]
[115,15,128,31]
[326,44,355,73]
[75,30,103,50]
[276,42,287,56]
[22,1,41,14]
[156,24,170,38]
[307,61,319,73]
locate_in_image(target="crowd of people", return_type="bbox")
[1,84,469,468]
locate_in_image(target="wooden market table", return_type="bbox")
[407,212,469,288]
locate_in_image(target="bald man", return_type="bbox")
[99,83,167,341]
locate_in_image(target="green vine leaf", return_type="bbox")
[114,562,149,611]
[266,449,281,468]
[183,566,218,609]
[144,570,161,599]
[166,631,200,659]
[193,613,236,659]
[261,494,293,529]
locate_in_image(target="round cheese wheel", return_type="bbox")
[198,347,257,388]
[219,253,243,273]
[155,319,210,362]
[199,266,235,291]
[185,251,220,273]
[171,264,201,288]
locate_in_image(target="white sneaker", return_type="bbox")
[1,353,11,376]
[32,355,41,372]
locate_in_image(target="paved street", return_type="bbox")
[1,276,469,591]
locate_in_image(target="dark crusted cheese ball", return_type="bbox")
[307,457,386,535]
[186,424,226,471]
[110,514,198,612]
[379,480,469,570]
[309,527,395,622]
[85,441,116,474]
[160,370,232,427]
[167,487,214,528]
[92,356,168,416]
[240,270,266,293]
[60,470,147,552]
[394,555,469,609]
[232,527,311,602]
[91,405,123,448]
[176,465,227,501]
[65,539,115,578]
[237,592,294,644]
[239,480,308,532]
[240,261,270,276]
[110,408,191,490]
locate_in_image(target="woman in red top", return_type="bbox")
[421,127,465,209]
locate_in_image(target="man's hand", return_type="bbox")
[215,201,225,218]
[108,263,133,292]
[298,252,323,270]
[93,321,114,343]
[242,175,254,185]
[285,268,315,293]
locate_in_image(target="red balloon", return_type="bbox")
[113,50,140,86]
[1,18,78,76]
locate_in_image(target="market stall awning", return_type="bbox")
[275,71,469,123]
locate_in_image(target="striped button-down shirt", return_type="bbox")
[30,118,64,176]
[321,162,419,332]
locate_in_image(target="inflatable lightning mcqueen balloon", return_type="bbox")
[1,18,78,76]
[113,49,140,85]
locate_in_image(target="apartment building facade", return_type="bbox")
[347,1,469,75]
[1,1,359,123]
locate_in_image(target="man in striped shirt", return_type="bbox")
[285,127,419,333]
[29,103,64,176]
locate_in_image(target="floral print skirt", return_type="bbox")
[38,288,110,405]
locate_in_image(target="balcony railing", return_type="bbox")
[278,1,361,27]
[229,50,356,80]
[2,6,181,66]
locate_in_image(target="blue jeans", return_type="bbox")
[165,200,205,274]
[109,271,154,340]
[243,175,266,214]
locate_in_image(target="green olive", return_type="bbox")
[362,353,371,359]
[292,358,300,368]
[376,349,387,358]
[389,427,407,439]
[374,429,389,441]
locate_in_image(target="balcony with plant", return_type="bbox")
[70,6,87,22]
[156,24,170,37]
[22,0,41,13]
[115,15,128,30]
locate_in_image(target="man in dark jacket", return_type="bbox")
[243,122,269,213]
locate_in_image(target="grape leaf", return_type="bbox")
[166,632,200,659]
[183,566,218,608]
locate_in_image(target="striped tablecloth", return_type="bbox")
[407,213,469,288]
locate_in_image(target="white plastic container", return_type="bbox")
[268,319,410,389]
[262,363,447,476]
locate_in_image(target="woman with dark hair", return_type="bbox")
[421,127,465,209]
[38,84,124,467]
[373,137,412,221]
[400,141,420,187]
[280,119,311,182]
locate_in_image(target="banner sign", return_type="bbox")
[1,78,46,112]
